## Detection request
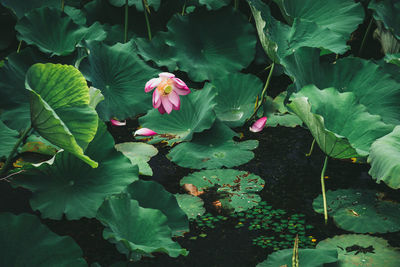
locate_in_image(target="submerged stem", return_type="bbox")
[359,17,373,57]
[181,0,187,15]
[320,156,329,224]
[305,138,316,157]
[0,125,32,177]
[234,0,239,10]
[143,0,152,41]
[124,0,129,43]
[61,0,65,12]
[248,62,275,122]
[16,40,22,53]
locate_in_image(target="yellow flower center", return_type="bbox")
[157,79,174,95]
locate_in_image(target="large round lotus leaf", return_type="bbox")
[373,20,400,55]
[126,180,189,236]
[180,169,265,212]
[283,47,400,125]
[0,0,59,19]
[210,73,262,127]
[26,63,99,167]
[108,0,160,11]
[369,0,400,40]
[163,8,256,82]
[15,7,106,56]
[368,126,400,189]
[168,120,258,169]
[273,0,364,37]
[0,120,19,159]
[385,53,400,67]
[19,134,58,156]
[198,0,230,10]
[288,85,393,158]
[313,189,400,233]
[12,122,139,220]
[263,91,302,128]
[0,212,86,266]
[175,194,205,219]
[139,86,217,145]
[79,41,158,120]
[257,248,338,267]
[115,142,157,176]
[317,235,400,267]
[96,194,188,258]
[248,0,361,63]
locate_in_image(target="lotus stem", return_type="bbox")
[61,0,65,12]
[0,125,32,177]
[16,40,22,53]
[248,62,275,122]
[143,0,152,41]
[181,0,187,15]
[124,0,129,43]
[305,138,316,157]
[234,0,239,10]
[292,234,299,267]
[359,17,373,57]
[320,156,329,224]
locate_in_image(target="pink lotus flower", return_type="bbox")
[134,128,157,136]
[249,117,267,132]
[110,119,126,126]
[145,72,191,114]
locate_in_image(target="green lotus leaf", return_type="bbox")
[369,0,400,40]
[0,212,86,266]
[26,63,99,167]
[96,194,188,258]
[175,194,205,219]
[373,20,400,54]
[135,32,178,71]
[368,126,400,189]
[384,53,400,66]
[139,86,217,145]
[283,47,400,125]
[288,85,393,158]
[102,24,135,45]
[0,120,19,159]
[115,142,157,176]
[273,0,364,37]
[19,134,58,156]
[210,73,262,127]
[263,91,302,128]
[108,0,160,11]
[162,8,256,81]
[89,86,105,109]
[79,41,158,120]
[125,180,189,236]
[180,169,265,212]
[0,103,31,132]
[313,189,400,233]
[257,248,338,267]
[248,0,361,63]
[317,235,400,267]
[168,120,258,169]
[12,122,139,219]
[16,7,106,56]
[198,0,230,10]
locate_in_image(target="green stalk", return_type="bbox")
[16,40,22,53]
[320,156,329,224]
[181,0,187,15]
[143,0,152,41]
[124,0,129,43]
[234,0,239,10]
[248,62,275,121]
[305,138,315,157]
[61,0,65,12]
[359,17,373,57]
[0,125,32,177]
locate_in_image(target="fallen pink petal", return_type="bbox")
[249,117,267,133]
[144,72,191,114]
[134,128,157,136]
[110,119,126,126]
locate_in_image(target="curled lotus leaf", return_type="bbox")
[175,194,206,220]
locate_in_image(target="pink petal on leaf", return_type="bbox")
[161,95,173,114]
[134,128,157,136]
[158,72,175,79]
[145,78,161,92]
[110,119,126,126]
[249,117,267,132]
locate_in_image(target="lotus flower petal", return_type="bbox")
[161,95,173,114]
[134,128,157,136]
[153,90,161,108]
[110,119,126,126]
[168,91,180,110]
[145,78,161,92]
[250,117,267,132]
[172,77,189,90]
[158,105,166,114]
[159,72,175,79]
